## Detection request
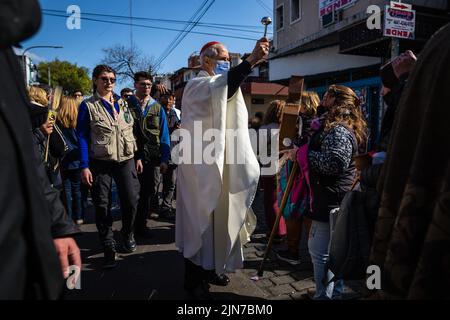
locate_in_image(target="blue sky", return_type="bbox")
[22,0,273,86]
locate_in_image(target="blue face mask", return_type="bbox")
[214,60,230,75]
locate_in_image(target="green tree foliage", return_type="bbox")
[37,59,92,95]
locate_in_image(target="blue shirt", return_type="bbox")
[127,95,170,163]
[76,94,121,169]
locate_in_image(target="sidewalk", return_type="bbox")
[65,189,362,300]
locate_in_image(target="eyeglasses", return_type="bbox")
[124,94,133,99]
[139,82,153,87]
[100,77,116,84]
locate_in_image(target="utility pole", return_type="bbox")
[391,0,402,59]
[48,67,51,86]
[391,38,400,59]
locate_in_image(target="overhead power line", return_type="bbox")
[154,0,216,69]
[43,13,258,41]
[42,8,272,33]
[154,0,211,69]
[256,0,272,15]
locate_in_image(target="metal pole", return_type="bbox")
[22,55,28,86]
[391,0,401,59]
[130,0,133,47]
[257,160,299,277]
[391,38,400,59]
[48,67,51,86]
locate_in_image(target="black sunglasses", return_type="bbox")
[100,76,116,84]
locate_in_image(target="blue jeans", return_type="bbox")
[61,169,82,220]
[308,220,344,299]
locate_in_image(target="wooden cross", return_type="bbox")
[279,75,304,151]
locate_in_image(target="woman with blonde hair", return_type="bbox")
[306,84,367,299]
[258,100,287,242]
[57,96,84,224]
[28,85,49,106]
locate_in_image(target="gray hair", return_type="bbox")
[200,45,220,65]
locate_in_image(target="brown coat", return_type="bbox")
[370,22,450,299]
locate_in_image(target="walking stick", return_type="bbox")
[257,159,298,277]
[252,75,304,280]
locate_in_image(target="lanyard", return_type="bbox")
[142,98,158,118]
[100,98,119,121]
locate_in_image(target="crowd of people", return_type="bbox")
[1,0,449,301]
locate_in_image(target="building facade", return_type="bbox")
[270,0,450,146]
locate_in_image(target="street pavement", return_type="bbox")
[65,187,363,300]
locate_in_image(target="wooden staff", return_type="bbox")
[257,160,298,277]
[256,76,304,278]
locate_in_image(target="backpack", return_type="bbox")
[328,189,380,281]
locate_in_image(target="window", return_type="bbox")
[291,0,301,23]
[276,5,284,30]
[184,72,191,82]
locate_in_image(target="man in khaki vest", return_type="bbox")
[76,64,141,268]
[127,71,170,238]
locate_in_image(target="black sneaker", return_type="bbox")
[122,232,137,253]
[276,250,301,265]
[103,245,117,269]
[205,271,230,286]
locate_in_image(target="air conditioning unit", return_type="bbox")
[322,9,343,28]
[322,10,335,27]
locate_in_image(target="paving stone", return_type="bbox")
[243,246,258,254]
[244,253,261,261]
[273,269,291,276]
[256,270,275,280]
[270,275,296,285]
[268,284,296,296]
[291,292,309,300]
[291,279,315,292]
[268,294,293,300]
[255,251,265,257]
[240,268,257,276]
[254,279,273,288]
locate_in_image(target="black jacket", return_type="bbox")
[308,127,358,222]
[32,122,68,186]
[0,0,79,299]
[58,122,81,171]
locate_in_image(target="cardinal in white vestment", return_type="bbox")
[175,38,270,298]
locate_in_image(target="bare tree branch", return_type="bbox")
[101,44,158,84]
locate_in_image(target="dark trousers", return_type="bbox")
[61,169,82,220]
[161,164,176,211]
[136,160,160,231]
[90,158,140,247]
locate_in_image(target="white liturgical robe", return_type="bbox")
[175,70,259,274]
